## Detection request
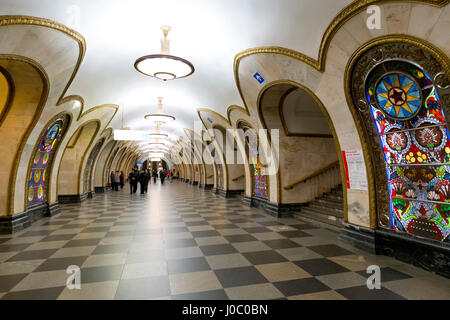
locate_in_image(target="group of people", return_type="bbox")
[127,167,176,194]
[109,171,124,191]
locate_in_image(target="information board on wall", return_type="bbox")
[342,149,368,191]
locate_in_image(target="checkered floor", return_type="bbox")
[0,181,449,300]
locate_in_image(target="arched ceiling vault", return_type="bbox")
[0,0,355,154]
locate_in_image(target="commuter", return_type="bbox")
[152,169,158,184]
[160,169,166,185]
[139,169,147,194]
[120,171,124,189]
[110,171,115,190]
[145,169,150,192]
[128,170,136,194]
[114,171,120,191]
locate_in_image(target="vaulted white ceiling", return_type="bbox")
[0,0,352,149]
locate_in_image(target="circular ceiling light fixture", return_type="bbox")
[148,123,168,139]
[144,97,175,125]
[134,25,194,81]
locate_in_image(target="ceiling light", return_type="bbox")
[148,123,168,139]
[144,97,175,125]
[134,25,194,81]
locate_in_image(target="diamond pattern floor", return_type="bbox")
[0,181,449,300]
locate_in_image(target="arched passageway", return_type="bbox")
[258,82,344,226]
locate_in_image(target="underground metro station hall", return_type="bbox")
[0,0,449,303]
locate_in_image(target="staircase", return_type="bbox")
[293,184,344,228]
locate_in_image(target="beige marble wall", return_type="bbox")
[234,2,449,228]
[0,21,119,215]
[94,139,115,187]
[57,121,99,195]
[0,59,44,215]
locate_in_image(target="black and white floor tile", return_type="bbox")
[0,181,449,300]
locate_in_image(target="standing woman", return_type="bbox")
[120,171,124,189]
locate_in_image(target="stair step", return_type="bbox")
[302,205,343,218]
[308,203,344,215]
[294,210,344,228]
[314,199,343,209]
[321,194,343,202]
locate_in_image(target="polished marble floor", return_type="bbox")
[0,180,449,300]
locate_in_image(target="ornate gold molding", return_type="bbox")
[0,66,15,127]
[0,15,86,107]
[0,17,119,213]
[0,55,49,215]
[233,0,449,116]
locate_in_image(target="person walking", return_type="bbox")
[120,171,124,189]
[167,169,171,183]
[145,169,150,192]
[133,169,139,193]
[139,169,147,194]
[152,169,158,184]
[110,171,115,191]
[160,169,166,185]
[128,170,136,194]
[114,171,120,191]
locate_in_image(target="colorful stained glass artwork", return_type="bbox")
[253,162,268,199]
[42,153,49,165]
[366,61,450,242]
[33,170,41,183]
[37,185,44,200]
[27,116,68,208]
[375,73,422,120]
[83,139,104,193]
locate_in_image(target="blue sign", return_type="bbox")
[137,162,143,166]
[253,72,265,84]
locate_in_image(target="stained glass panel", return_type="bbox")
[27,115,69,208]
[366,61,450,242]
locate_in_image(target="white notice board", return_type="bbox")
[342,149,368,191]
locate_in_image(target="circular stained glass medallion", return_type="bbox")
[375,72,422,120]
